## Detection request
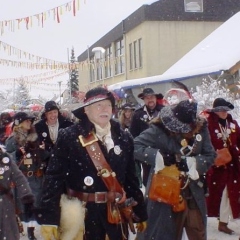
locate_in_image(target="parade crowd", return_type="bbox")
[0,84,240,240]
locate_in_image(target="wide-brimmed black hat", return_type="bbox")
[13,112,35,127]
[138,88,163,100]
[206,98,234,112]
[160,99,197,133]
[121,103,135,110]
[44,101,59,113]
[72,87,115,119]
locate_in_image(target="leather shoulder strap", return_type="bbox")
[79,132,124,194]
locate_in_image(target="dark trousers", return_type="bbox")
[175,200,206,240]
[84,203,128,240]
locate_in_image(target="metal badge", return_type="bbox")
[2,157,9,164]
[4,166,9,171]
[114,145,122,155]
[0,168,4,174]
[196,134,202,142]
[181,139,188,148]
[90,144,96,151]
[84,176,94,186]
[42,132,47,137]
[24,158,33,165]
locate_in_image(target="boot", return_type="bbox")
[27,227,37,240]
[218,221,234,235]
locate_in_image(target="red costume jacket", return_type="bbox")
[206,112,240,218]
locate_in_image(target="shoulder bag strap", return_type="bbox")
[79,132,125,196]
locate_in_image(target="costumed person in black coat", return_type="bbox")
[34,101,73,170]
[134,98,216,240]
[5,112,49,240]
[34,100,73,152]
[0,144,35,240]
[37,87,148,240]
[129,88,164,187]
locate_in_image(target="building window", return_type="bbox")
[105,45,113,78]
[130,38,142,70]
[184,0,203,12]
[133,40,138,69]
[114,38,125,75]
[138,38,142,68]
[129,43,133,70]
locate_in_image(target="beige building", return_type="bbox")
[77,0,240,92]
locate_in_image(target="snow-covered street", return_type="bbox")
[20,217,240,239]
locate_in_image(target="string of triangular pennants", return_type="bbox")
[0,0,85,35]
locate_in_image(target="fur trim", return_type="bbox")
[60,194,86,240]
[13,127,38,146]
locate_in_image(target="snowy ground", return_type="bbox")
[20,217,240,239]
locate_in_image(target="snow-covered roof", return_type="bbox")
[109,11,240,92]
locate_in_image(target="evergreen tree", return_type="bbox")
[15,79,31,107]
[68,47,79,103]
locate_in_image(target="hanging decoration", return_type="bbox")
[0,0,82,35]
[0,70,68,84]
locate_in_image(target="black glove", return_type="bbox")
[162,153,176,166]
[24,203,35,219]
[176,157,189,172]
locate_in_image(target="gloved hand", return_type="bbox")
[136,221,147,232]
[24,203,34,219]
[186,156,199,180]
[176,157,189,172]
[41,225,59,240]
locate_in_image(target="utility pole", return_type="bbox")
[58,81,62,105]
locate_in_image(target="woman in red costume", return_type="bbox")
[205,98,240,235]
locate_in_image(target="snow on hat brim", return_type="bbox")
[206,98,234,112]
[160,106,192,133]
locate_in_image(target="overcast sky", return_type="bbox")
[0,0,152,99]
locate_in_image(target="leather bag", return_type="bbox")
[149,164,181,206]
[214,147,232,167]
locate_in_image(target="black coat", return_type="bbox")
[38,117,147,228]
[129,104,164,138]
[34,115,73,152]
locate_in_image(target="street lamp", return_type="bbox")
[58,81,62,105]
[92,47,105,84]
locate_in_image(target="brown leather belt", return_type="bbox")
[67,188,122,203]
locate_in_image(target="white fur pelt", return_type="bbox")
[60,194,86,240]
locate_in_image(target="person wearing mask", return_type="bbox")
[37,87,147,240]
[134,99,216,240]
[130,88,164,187]
[118,103,135,130]
[205,98,240,235]
[5,112,49,240]
[34,101,73,153]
